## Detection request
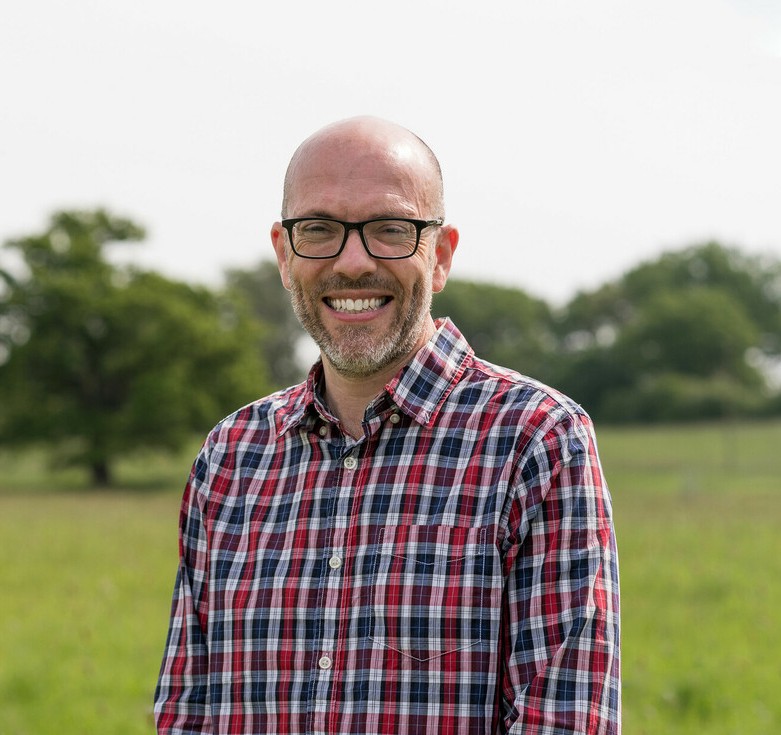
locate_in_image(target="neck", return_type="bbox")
[320,317,436,439]
[319,359,400,439]
[318,318,438,438]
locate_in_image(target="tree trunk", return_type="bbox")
[91,459,112,487]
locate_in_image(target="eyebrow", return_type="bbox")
[296,212,419,221]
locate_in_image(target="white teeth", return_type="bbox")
[328,297,385,313]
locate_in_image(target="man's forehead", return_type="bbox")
[282,117,443,217]
[288,136,431,200]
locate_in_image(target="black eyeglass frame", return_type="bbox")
[280,217,444,260]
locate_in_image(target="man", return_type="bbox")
[154,116,621,734]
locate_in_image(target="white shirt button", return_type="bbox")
[389,413,401,424]
[343,455,357,470]
[318,655,332,670]
[318,425,328,437]
[328,555,342,570]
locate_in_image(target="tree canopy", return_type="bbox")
[0,210,271,485]
[551,242,781,421]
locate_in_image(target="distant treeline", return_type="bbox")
[2,209,780,484]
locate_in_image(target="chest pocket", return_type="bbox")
[369,524,493,662]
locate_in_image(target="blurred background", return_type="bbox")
[1,1,780,733]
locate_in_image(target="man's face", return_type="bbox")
[272,134,454,379]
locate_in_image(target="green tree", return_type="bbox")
[0,209,271,486]
[557,242,781,357]
[614,287,761,382]
[600,288,764,421]
[553,242,781,421]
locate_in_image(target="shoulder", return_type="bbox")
[459,353,587,422]
[205,381,308,447]
[185,382,308,498]
[452,353,600,459]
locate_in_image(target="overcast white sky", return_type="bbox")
[2,0,780,304]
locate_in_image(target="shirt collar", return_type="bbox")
[273,363,329,437]
[385,318,473,427]
[275,318,473,435]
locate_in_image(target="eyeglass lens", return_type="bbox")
[291,219,419,258]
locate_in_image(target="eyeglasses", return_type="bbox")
[281,217,444,260]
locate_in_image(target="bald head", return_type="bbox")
[281,116,445,219]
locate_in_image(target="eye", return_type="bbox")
[367,220,416,241]
[379,222,404,233]
[297,220,341,239]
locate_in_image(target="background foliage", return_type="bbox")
[0,211,272,485]
[3,209,780,483]
[3,210,781,485]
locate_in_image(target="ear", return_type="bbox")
[431,225,459,293]
[270,222,292,290]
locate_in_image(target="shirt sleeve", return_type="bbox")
[154,451,214,734]
[501,411,621,734]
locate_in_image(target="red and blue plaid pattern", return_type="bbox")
[155,319,620,734]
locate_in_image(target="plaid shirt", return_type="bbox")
[154,319,620,734]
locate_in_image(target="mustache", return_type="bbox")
[314,275,400,296]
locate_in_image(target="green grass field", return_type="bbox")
[1,421,779,734]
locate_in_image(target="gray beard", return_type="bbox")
[289,275,432,378]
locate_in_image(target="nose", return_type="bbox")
[332,227,377,279]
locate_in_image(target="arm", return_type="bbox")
[502,412,621,734]
[154,454,213,734]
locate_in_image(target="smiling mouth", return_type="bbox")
[325,296,391,314]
